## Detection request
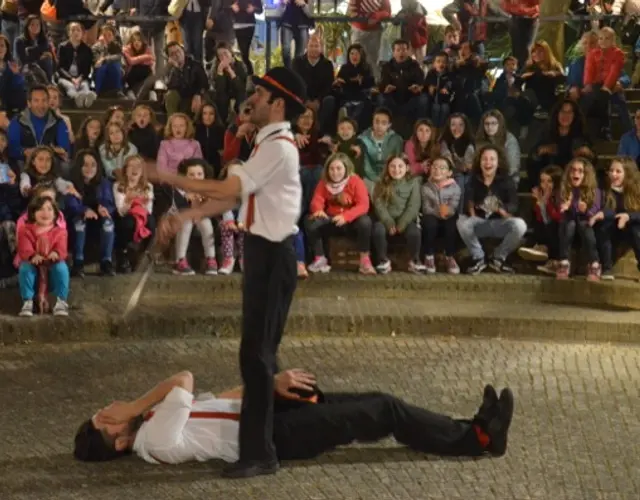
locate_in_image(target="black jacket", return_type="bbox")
[166,56,209,99]
[233,0,263,25]
[196,122,225,177]
[424,69,454,104]
[128,124,162,160]
[379,57,424,102]
[57,40,93,81]
[211,58,247,103]
[466,174,518,219]
[292,54,334,101]
[335,61,374,102]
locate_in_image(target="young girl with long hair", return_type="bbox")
[457,144,527,275]
[306,153,375,275]
[405,119,439,177]
[75,117,103,154]
[17,195,70,317]
[57,22,96,108]
[157,113,203,175]
[128,104,161,161]
[65,149,116,278]
[521,40,565,114]
[421,156,461,274]
[476,110,520,187]
[104,105,126,128]
[371,155,422,274]
[172,159,218,276]
[591,157,640,280]
[19,146,78,200]
[195,103,225,178]
[15,15,53,83]
[440,113,475,198]
[123,30,155,100]
[113,155,155,273]
[556,157,602,280]
[518,165,563,275]
[99,123,138,179]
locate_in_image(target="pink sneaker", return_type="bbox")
[218,257,235,275]
[173,258,195,276]
[556,260,570,280]
[205,258,218,275]
[359,255,376,275]
[586,262,601,282]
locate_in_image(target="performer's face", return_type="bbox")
[247,86,281,127]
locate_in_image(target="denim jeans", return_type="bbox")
[430,101,451,128]
[180,10,204,63]
[94,61,123,93]
[19,261,70,300]
[293,231,306,262]
[281,26,309,68]
[456,215,527,261]
[558,218,598,263]
[595,219,640,271]
[1,20,18,53]
[73,216,115,263]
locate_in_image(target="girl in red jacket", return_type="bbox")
[17,195,70,317]
[305,152,375,275]
[517,165,563,275]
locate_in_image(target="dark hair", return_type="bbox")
[372,106,393,122]
[100,24,116,36]
[0,128,8,162]
[444,25,459,35]
[22,15,46,43]
[71,149,103,193]
[549,98,588,142]
[503,55,518,65]
[346,43,368,66]
[392,39,409,49]
[177,157,214,178]
[337,116,358,133]
[165,40,183,55]
[434,51,449,62]
[127,30,148,55]
[471,144,510,179]
[73,416,142,462]
[439,113,474,157]
[24,146,58,182]
[266,95,301,122]
[197,102,223,127]
[411,119,438,163]
[28,84,49,101]
[76,116,103,150]
[215,41,233,53]
[0,34,13,62]
[27,194,59,224]
[104,105,126,126]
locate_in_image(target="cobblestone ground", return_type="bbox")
[1,337,639,500]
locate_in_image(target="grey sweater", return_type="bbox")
[421,178,461,218]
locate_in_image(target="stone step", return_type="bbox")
[2,295,639,345]
[625,89,640,101]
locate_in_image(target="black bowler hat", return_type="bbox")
[252,67,307,115]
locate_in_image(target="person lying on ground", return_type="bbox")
[73,368,515,472]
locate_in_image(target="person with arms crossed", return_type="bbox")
[145,67,306,478]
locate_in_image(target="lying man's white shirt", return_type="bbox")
[133,387,241,464]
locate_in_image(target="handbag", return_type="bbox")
[168,0,190,18]
[40,0,57,21]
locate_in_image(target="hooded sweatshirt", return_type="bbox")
[359,127,404,189]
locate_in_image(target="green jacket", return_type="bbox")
[373,177,421,232]
[359,128,404,186]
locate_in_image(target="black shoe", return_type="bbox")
[474,384,499,426]
[222,460,279,479]
[100,260,116,277]
[71,261,85,278]
[489,258,515,274]
[487,388,514,457]
[467,258,486,275]
[116,254,131,274]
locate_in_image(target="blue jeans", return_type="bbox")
[94,61,123,93]
[430,100,451,128]
[456,215,528,261]
[19,261,70,300]
[73,216,115,262]
[293,231,305,263]
[2,20,18,53]
[180,10,204,62]
[281,26,309,68]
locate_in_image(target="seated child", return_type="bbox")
[592,157,640,280]
[405,119,439,177]
[99,123,139,180]
[195,103,225,178]
[440,113,475,199]
[521,41,565,117]
[371,155,422,274]
[172,159,218,276]
[517,165,563,275]
[555,157,602,281]
[48,86,75,150]
[456,145,527,275]
[425,52,454,127]
[305,153,375,275]
[218,160,245,276]
[128,104,161,161]
[104,106,127,128]
[295,105,330,212]
[17,195,70,317]
[92,24,124,96]
[490,56,533,138]
[157,113,203,175]
[65,149,116,278]
[75,117,103,155]
[359,107,403,196]
[57,22,97,108]
[451,41,489,125]
[123,30,156,100]
[19,146,78,200]
[321,117,364,178]
[113,155,155,273]
[421,156,461,274]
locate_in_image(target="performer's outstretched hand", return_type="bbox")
[157,213,185,249]
[275,369,317,399]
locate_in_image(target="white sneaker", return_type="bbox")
[376,259,392,274]
[84,91,97,108]
[126,90,136,100]
[308,256,331,273]
[53,299,69,317]
[154,80,167,91]
[218,257,236,275]
[408,260,426,274]
[149,90,158,101]
[74,94,85,108]
[19,300,33,317]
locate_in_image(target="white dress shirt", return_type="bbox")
[229,121,302,242]
[133,387,241,465]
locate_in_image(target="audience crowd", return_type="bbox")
[2,0,640,318]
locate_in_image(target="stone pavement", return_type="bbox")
[1,336,639,500]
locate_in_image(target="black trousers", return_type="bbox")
[422,214,458,257]
[595,219,640,272]
[371,221,421,262]
[239,233,298,463]
[305,215,372,257]
[558,218,598,263]
[273,392,484,460]
[532,219,560,260]
[235,26,255,75]
[114,213,156,251]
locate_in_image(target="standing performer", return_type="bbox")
[147,67,306,478]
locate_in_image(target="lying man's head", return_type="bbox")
[74,409,143,462]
